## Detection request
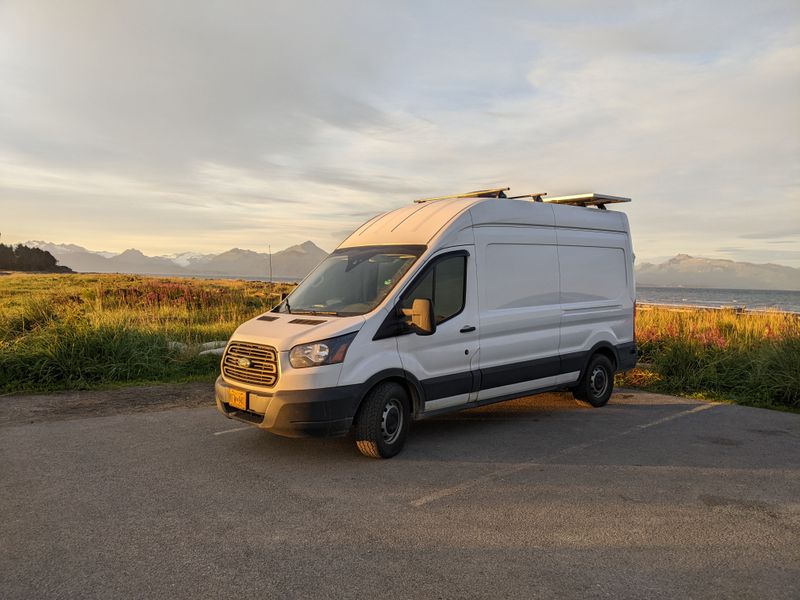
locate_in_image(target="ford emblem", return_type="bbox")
[237,357,251,368]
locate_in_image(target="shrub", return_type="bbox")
[628,306,800,410]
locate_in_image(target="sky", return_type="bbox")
[0,0,798,266]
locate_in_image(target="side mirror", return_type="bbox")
[280,292,288,301]
[401,298,436,336]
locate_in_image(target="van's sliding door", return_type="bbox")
[473,226,562,401]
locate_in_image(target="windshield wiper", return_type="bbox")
[290,309,340,316]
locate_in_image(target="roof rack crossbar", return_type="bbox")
[508,192,548,202]
[414,187,510,203]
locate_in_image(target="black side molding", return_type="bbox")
[616,341,638,371]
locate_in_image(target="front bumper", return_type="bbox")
[215,376,361,438]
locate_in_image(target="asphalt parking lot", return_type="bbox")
[2,386,799,599]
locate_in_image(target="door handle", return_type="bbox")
[460,325,476,333]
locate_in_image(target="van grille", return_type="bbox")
[222,342,279,387]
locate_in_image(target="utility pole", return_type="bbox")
[268,244,273,284]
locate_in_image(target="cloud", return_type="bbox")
[0,1,398,172]
[713,247,800,265]
[740,226,800,240]
[0,0,798,263]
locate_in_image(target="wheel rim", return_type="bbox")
[589,366,608,398]
[381,398,404,444]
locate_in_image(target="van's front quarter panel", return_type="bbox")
[336,308,404,388]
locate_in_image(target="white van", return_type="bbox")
[215,189,637,458]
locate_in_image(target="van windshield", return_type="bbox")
[274,245,426,317]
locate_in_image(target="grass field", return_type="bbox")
[620,305,799,410]
[1,273,798,410]
[0,273,292,393]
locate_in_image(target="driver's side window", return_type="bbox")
[402,254,466,324]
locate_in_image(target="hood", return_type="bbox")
[229,312,366,352]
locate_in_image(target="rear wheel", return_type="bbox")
[572,354,614,407]
[354,382,410,458]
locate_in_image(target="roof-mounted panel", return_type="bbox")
[544,193,631,210]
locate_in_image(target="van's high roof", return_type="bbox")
[339,190,631,249]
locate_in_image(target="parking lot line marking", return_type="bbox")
[213,426,252,436]
[635,403,716,430]
[434,417,546,422]
[409,464,531,507]
[410,402,719,508]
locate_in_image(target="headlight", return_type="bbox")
[289,332,357,369]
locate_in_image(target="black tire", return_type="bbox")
[353,382,410,459]
[572,354,614,407]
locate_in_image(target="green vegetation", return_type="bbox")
[0,242,72,273]
[0,273,292,392]
[2,274,798,411]
[619,306,800,411]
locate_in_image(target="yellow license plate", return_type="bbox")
[228,388,247,410]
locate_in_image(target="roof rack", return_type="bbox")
[508,192,547,202]
[414,187,510,203]
[412,189,631,210]
[543,193,631,210]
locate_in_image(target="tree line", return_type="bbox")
[0,242,73,273]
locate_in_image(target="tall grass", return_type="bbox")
[622,306,800,410]
[0,273,293,392]
[2,274,799,410]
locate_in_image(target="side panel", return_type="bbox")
[556,227,635,360]
[473,221,562,401]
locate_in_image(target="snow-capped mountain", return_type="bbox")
[24,240,328,280]
[156,252,215,268]
[25,241,117,259]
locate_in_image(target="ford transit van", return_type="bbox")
[215,189,637,458]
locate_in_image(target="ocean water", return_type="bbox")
[637,286,800,313]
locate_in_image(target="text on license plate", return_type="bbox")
[228,388,247,410]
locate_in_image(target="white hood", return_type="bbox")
[229,312,366,352]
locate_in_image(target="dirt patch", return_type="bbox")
[0,382,215,427]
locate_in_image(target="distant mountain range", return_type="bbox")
[26,240,329,280]
[636,254,800,291]
[25,242,800,290]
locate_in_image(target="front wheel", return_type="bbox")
[353,382,410,458]
[572,354,614,407]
